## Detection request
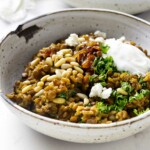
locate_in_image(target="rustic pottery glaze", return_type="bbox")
[0,9,150,143]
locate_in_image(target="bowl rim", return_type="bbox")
[0,8,150,129]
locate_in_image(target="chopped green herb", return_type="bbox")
[121,82,133,93]
[129,93,143,103]
[58,92,67,99]
[96,102,109,113]
[100,82,107,87]
[100,43,110,54]
[111,91,128,111]
[58,90,77,100]
[133,109,138,115]
[98,74,106,81]
[90,56,118,84]
[94,56,117,75]
[140,89,150,96]
[129,89,150,103]
[68,90,77,97]
[93,57,99,66]
[116,98,128,111]
[89,74,98,82]
[139,78,147,88]
[133,108,150,116]
[96,98,127,113]
[139,78,144,83]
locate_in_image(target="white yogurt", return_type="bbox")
[105,38,150,76]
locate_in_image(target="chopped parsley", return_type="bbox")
[90,56,118,83]
[112,90,128,111]
[129,89,150,103]
[89,74,98,82]
[133,108,150,116]
[96,101,125,113]
[58,90,77,100]
[139,78,147,88]
[96,102,110,113]
[96,94,128,113]
[141,89,150,96]
[100,43,110,54]
[121,82,133,93]
[58,92,67,99]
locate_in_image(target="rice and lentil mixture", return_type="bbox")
[7,31,150,124]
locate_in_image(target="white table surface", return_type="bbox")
[0,0,150,150]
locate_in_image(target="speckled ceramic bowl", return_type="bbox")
[0,9,150,143]
[63,0,150,14]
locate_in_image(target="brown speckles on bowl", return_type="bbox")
[0,9,150,143]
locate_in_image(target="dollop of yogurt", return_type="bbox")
[105,38,150,76]
[89,83,112,99]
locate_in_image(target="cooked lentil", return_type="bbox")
[6,31,150,124]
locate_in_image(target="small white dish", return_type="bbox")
[63,0,150,14]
